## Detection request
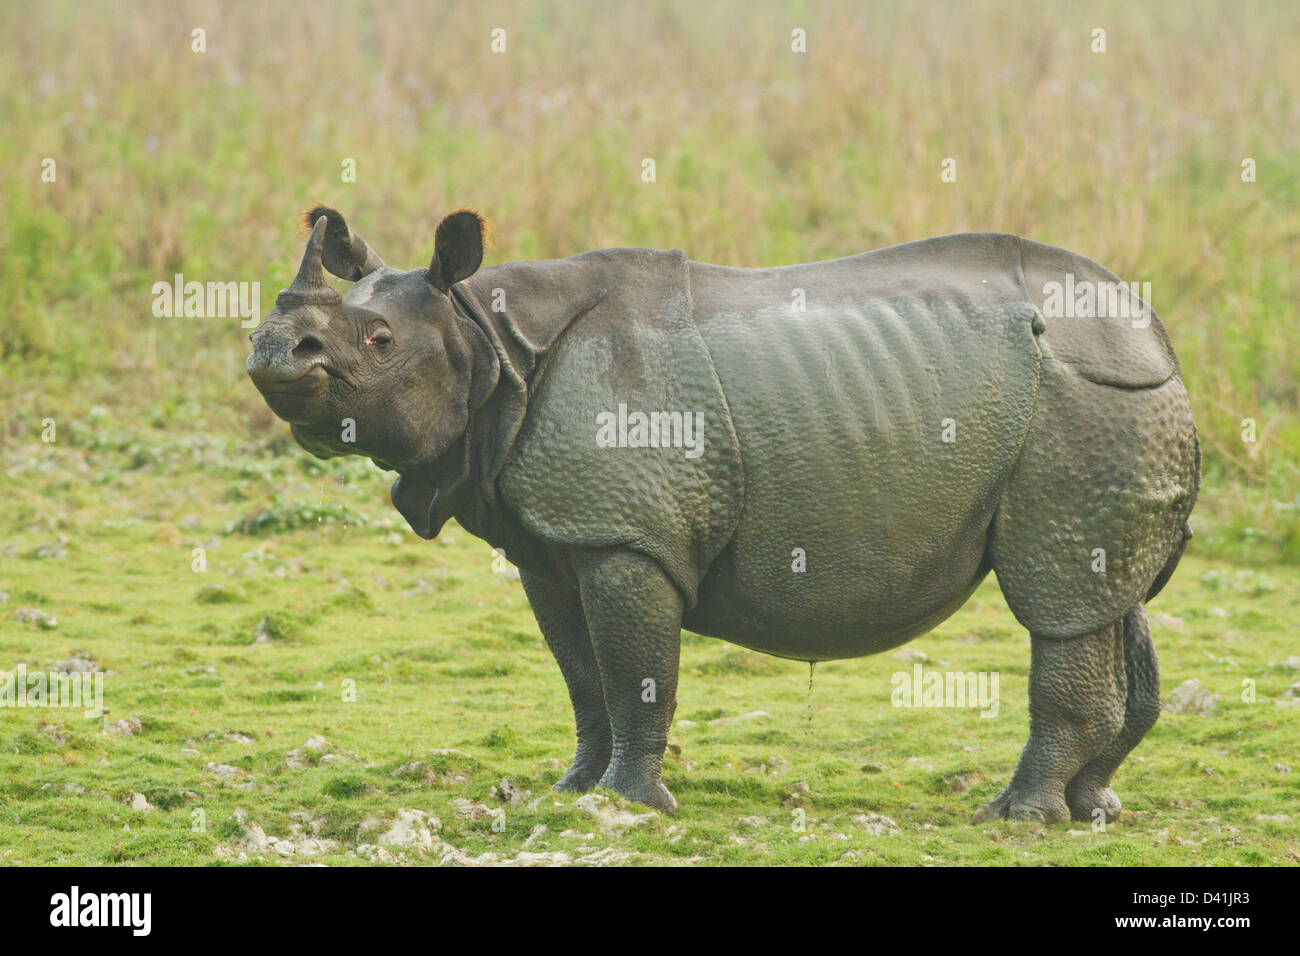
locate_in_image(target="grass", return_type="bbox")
[0,419,1297,865]
[0,0,1297,864]
[2,0,1298,560]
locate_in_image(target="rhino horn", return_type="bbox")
[276,216,340,308]
[290,215,330,291]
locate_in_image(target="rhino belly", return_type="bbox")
[685,266,1042,660]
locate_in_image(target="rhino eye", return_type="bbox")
[364,330,392,347]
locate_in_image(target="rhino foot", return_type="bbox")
[598,768,677,814]
[971,786,1069,824]
[1065,780,1122,823]
[552,752,612,794]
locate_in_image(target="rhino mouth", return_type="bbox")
[253,364,330,395]
[253,365,333,423]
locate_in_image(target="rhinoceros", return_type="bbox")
[247,207,1199,822]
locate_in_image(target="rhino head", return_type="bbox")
[248,207,500,533]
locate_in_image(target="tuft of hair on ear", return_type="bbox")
[298,204,331,238]
[300,203,360,244]
[436,207,492,253]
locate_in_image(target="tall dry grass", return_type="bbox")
[1,0,1297,555]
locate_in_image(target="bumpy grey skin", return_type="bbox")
[249,208,1200,821]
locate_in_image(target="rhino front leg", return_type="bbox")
[574,548,682,813]
[520,570,612,793]
[973,623,1126,824]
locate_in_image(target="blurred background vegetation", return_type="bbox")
[2,0,1298,561]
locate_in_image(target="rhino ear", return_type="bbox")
[428,209,486,293]
[300,205,386,281]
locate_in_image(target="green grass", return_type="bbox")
[0,421,1296,865]
[2,0,1298,562]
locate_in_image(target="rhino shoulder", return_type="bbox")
[496,249,743,606]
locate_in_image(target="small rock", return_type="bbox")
[205,762,243,779]
[1151,612,1185,631]
[285,735,331,768]
[1163,679,1219,715]
[494,777,528,807]
[130,793,152,812]
[38,722,70,745]
[12,608,57,629]
[1278,656,1300,671]
[452,798,492,821]
[893,647,928,663]
[105,717,142,737]
[782,781,811,808]
[574,793,657,833]
[377,809,437,851]
[853,812,901,835]
[235,812,268,853]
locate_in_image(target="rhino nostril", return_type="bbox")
[293,335,325,359]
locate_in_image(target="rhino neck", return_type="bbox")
[389,433,472,540]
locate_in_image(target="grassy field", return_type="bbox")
[1,0,1297,865]
[0,424,1297,865]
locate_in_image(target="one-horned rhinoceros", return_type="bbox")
[247,206,1199,822]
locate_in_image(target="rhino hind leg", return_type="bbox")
[574,548,683,813]
[1064,604,1159,822]
[972,621,1127,824]
[520,570,613,793]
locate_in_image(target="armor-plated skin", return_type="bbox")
[248,209,1199,821]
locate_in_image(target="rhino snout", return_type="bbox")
[246,327,329,386]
